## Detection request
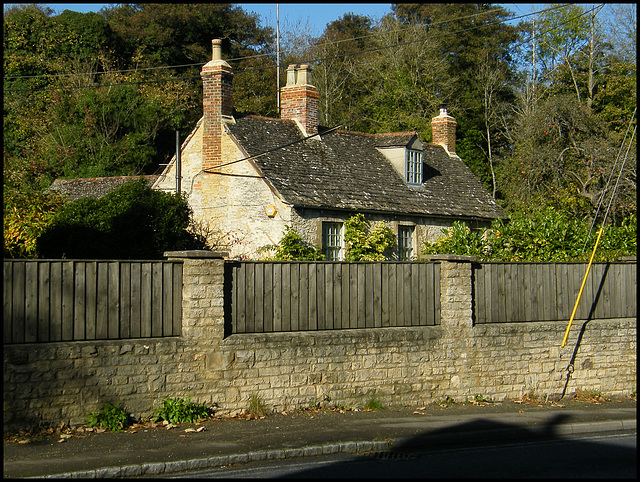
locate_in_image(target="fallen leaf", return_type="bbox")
[57,438,66,443]
[166,424,176,430]
[184,428,197,433]
[196,426,205,432]
[18,439,31,444]
[60,433,72,439]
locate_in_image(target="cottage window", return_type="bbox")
[398,226,414,261]
[406,149,423,185]
[322,222,343,261]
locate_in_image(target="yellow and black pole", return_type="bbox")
[545,226,604,404]
[560,226,604,348]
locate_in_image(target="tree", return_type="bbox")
[3,4,276,197]
[308,13,376,128]
[36,178,206,259]
[390,3,519,184]
[3,190,66,259]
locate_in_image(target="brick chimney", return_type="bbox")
[430,107,457,155]
[200,39,233,172]
[280,64,319,136]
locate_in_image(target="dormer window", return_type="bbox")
[406,149,423,185]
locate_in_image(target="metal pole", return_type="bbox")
[276,3,280,114]
[176,130,181,194]
[560,226,603,348]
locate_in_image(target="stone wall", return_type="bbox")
[3,253,636,432]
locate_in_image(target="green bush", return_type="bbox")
[36,178,207,259]
[85,403,132,432]
[259,226,325,261]
[423,208,636,262]
[344,213,396,261]
[152,397,211,424]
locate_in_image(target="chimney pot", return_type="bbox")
[286,64,297,86]
[212,39,222,61]
[297,64,312,85]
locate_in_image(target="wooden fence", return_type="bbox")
[473,262,637,323]
[227,261,441,333]
[3,260,183,344]
[5,258,636,342]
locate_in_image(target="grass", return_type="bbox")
[363,395,384,411]
[248,394,268,418]
[573,389,609,403]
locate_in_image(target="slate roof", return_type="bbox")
[47,175,159,201]
[227,115,506,221]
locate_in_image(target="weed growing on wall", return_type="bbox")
[247,393,268,418]
[85,403,132,432]
[363,395,384,411]
[152,397,211,424]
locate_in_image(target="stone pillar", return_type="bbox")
[164,250,228,341]
[428,255,476,399]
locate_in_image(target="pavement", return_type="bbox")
[3,396,636,479]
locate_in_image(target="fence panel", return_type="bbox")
[3,260,183,344]
[228,261,441,334]
[473,262,636,323]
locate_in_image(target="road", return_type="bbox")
[153,430,636,478]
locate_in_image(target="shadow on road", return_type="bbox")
[281,415,636,478]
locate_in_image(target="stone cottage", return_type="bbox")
[153,39,508,259]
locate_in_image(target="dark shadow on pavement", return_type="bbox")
[280,415,636,478]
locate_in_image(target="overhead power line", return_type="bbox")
[3,4,603,94]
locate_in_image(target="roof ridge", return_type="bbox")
[52,175,158,182]
[245,114,297,124]
[333,129,418,137]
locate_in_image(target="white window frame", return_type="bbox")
[398,225,415,261]
[322,222,343,261]
[406,149,423,185]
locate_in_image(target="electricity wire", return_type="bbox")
[3,4,599,93]
[582,107,637,252]
[545,112,636,403]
